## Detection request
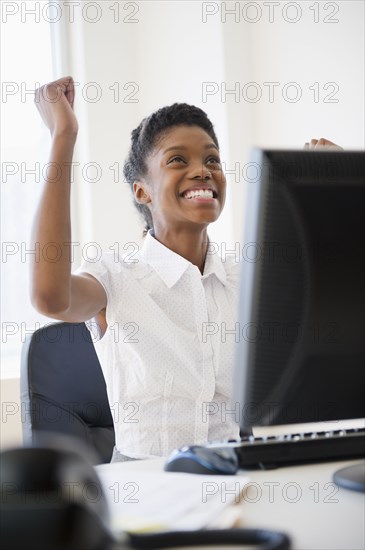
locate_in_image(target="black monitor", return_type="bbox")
[233,149,365,432]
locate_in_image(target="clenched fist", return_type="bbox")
[35,76,78,139]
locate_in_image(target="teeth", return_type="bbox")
[183,188,214,199]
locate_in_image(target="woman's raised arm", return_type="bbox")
[31,77,106,322]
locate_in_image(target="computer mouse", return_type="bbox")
[164,445,239,475]
[0,441,113,550]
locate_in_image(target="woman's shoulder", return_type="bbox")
[77,244,146,279]
[98,248,142,272]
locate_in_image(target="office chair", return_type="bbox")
[20,322,115,464]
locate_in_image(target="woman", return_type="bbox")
[32,76,340,461]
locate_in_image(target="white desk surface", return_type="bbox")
[96,456,365,550]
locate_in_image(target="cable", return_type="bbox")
[127,527,291,549]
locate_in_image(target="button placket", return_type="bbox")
[189,267,216,442]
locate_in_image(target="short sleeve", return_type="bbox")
[73,253,126,334]
[74,254,113,305]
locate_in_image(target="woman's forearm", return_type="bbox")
[30,132,77,314]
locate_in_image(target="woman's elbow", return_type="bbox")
[30,291,69,318]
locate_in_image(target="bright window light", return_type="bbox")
[1,8,55,378]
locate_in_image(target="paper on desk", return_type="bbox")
[97,470,249,535]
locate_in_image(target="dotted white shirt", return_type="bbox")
[77,230,241,459]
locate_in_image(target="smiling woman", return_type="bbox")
[31,76,343,462]
[123,104,225,238]
[30,78,242,460]
[123,108,227,273]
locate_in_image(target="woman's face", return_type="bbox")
[134,125,226,233]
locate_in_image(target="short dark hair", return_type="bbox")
[123,103,219,235]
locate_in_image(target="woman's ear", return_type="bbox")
[133,180,151,204]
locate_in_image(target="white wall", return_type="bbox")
[0,379,22,449]
[62,0,364,255]
[65,0,234,260]
[220,0,364,239]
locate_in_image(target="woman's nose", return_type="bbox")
[191,163,212,180]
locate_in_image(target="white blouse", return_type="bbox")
[77,230,241,459]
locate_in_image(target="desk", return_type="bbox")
[96,458,365,550]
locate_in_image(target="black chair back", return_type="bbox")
[20,322,115,463]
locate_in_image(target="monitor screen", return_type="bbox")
[233,150,365,431]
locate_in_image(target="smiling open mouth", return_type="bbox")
[180,188,218,199]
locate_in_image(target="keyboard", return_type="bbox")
[208,427,365,469]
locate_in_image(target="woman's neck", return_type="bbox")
[152,226,209,274]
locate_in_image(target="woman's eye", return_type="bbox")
[168,156,185,164]
[207,157,221,165]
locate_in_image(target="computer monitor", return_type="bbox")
[233,149,365,432]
